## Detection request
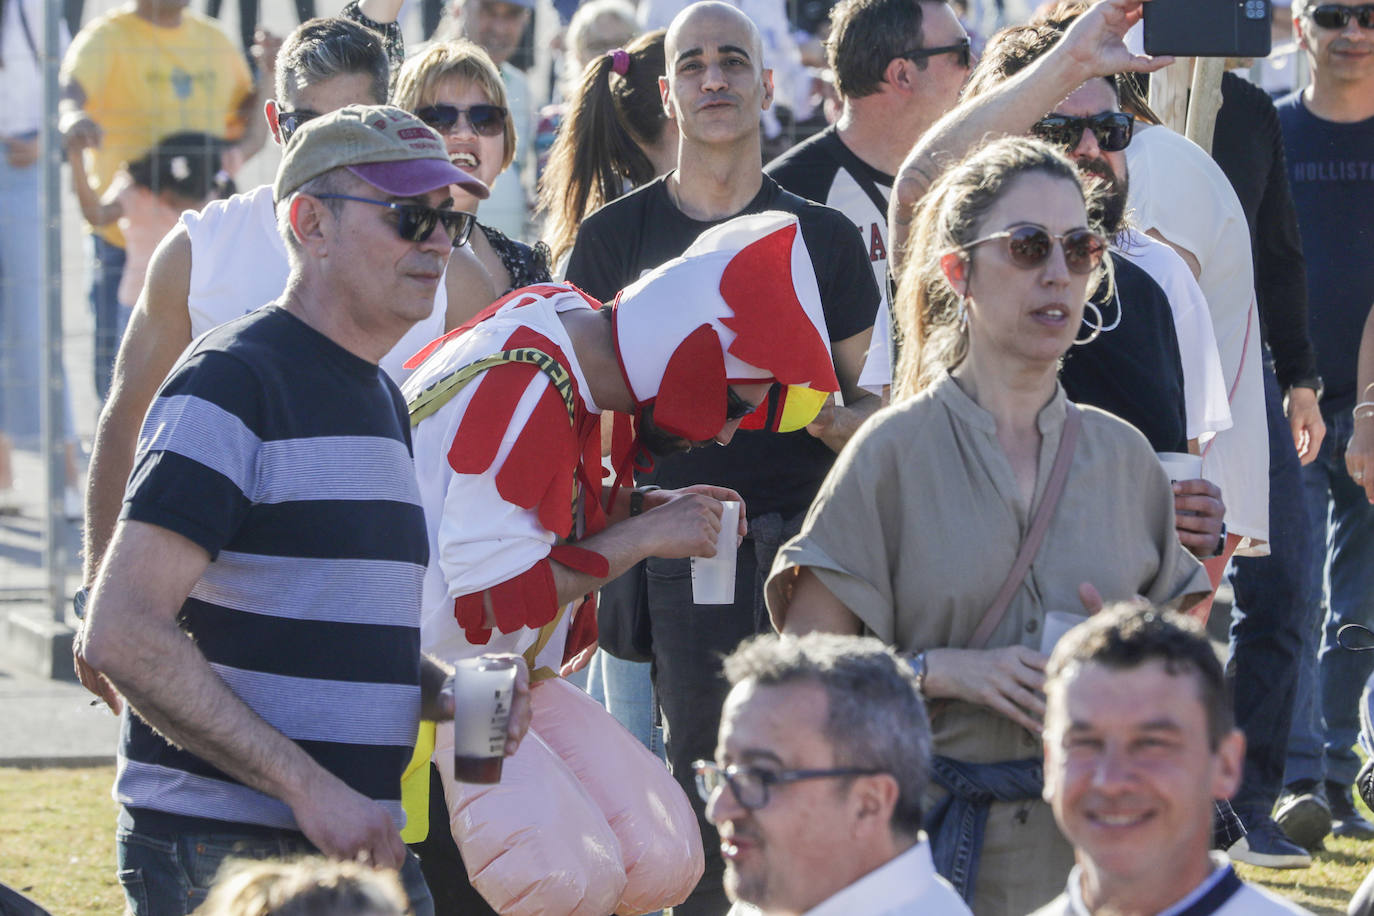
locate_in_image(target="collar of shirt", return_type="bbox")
[803,838,952,916]
[1065,853,1238,916]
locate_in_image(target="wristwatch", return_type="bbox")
[907,650,928,695]
[628,485,661,517]
[1286,375,1325,403]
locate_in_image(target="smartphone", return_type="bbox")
[1143,0,1273,58]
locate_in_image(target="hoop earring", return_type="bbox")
[1074,301,1103,346]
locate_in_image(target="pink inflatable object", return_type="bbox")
[533,678,705,915]
[435,720,627,916]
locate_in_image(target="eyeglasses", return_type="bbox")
[312,194,476,248]
[1031,112,1136,152]
[725,389,759,422]
[958,224,1107,275]
[1308,3,1374,28]
[415,103,508,138]
[693,760,885,811]
[897,37,972,69]
[276,108,321,145]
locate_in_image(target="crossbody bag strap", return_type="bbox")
[967,404,1083,650]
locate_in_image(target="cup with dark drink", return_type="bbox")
[451,656,519,783]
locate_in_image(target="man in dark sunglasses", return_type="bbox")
[1269,0,1374,855]
[766,0,970,399]
[702,633,968,915]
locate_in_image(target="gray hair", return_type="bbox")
[567,0,639,69]
[276,168,354,265]
[275,18,391,107]
[722,633,931,838]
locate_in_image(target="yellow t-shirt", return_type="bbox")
[61,6,253,246]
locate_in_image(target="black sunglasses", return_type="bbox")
[959,224,1106,275]
[725,388,759,422]
[1309,3,1374,28]
[415,103,508,138]
[1031,111,1136,153]
[897,37,972,69]
[312,194,476,248]
[276,108,321,145]
[693,760,885,811]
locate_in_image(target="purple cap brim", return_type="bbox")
[347,159,489,200]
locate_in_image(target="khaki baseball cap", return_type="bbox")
[273,104,489,203]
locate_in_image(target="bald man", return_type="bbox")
[564,3,881,911]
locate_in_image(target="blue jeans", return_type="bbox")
[1285,408,1374,789]
[89,234,128,402]
[0,150,43,443]
[585,650,663,759]
[116,824,434,916]
[1227,360,1316,816]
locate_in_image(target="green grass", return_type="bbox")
[0,765,1371,914]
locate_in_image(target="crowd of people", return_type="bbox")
[2,0,1370,911]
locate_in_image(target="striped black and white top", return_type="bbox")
[115,305,429,836]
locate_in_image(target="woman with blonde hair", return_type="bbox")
[394,40,551,316]
[765,136,1211,914]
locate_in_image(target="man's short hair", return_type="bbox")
[1046,605,1235,748]
[198,856,407,916]
[723,633,931,837]
[275,18,391,107]
[826,0,932,99]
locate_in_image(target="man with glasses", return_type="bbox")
[766,0,970,401]
[75,8,500,714]
[77,104,528,916]
[700,632,970,915]
[1273,0,1374,851]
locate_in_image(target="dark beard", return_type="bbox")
[636,404,711,457]
[1077,157,1129,239]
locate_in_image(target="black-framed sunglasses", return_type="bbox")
[1308,3,1374,28]
[897,36,972,69]
[415,103,508,138]
[958,224,1106,275]
[725,388,759,422]
[1031,111,1136,153]
[312,194,476,248]
[693,760,885,811]
[276,108,321,145]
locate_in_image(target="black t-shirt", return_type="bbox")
[565,174,880,518]
[1212,71,1316,389]
[1276,92,1374,413]
[1060,253,1188,453]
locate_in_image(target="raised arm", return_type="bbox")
[888,0,1172,272]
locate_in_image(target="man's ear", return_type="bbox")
[884,56,915,94]
[939,251,968,296]
[851,772,900,838]
[265,98,283,146]
[761,67,775,111]
[1211,728,1246,803]
[288,194,329,257]
[660,75,676,120]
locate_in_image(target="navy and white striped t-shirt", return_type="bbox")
[115,305,429,836]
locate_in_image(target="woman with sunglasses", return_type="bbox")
[764,137,1211,916]
[394,40,551,319]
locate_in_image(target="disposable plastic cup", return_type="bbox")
[451,657,518,784]
[1040,611,1090,656]
[691,500,740,605]
[1157,451,1203,482]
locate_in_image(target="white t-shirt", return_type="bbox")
[1114,228,1232,442]
[1033,855,1311,915]
[1125,125,1269,552]
[181,183,449,383]
[400,287,602,672]
[727,839,972,916]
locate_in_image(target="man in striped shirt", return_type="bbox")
[78,105,526,916]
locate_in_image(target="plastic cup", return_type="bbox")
[451,657,518,784]
[1040,611,1090,656]
[691,500,740,605]
[1157,451,1203,482]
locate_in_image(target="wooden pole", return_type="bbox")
[1148,57,1191,133]
[1185,57,1226,155]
